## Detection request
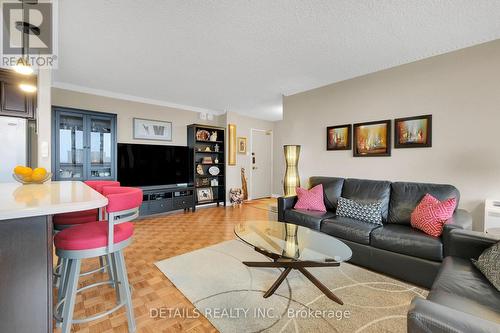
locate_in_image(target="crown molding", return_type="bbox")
[51,81,224,115]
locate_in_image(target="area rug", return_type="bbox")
[155,240,428,333]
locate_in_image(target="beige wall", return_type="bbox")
[52,88,223,146]
[274,40,500,230]
[224,111,275,202]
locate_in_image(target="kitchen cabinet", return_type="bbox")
[0,68,36,118]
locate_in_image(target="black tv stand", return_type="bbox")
[139,185,196,217]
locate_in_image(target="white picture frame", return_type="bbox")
[133,118,172,141]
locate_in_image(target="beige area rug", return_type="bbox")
[155,240,428,333]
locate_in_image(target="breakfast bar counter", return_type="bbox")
[0,181,107,333]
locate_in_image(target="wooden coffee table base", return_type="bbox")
[242,247,344,305]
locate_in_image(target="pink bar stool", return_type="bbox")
[54,186,142,333]
[53,181,120,230]
[53,181,121,286]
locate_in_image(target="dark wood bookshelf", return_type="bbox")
[187,124,226,208]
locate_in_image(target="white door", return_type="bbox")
[251,129,272,199]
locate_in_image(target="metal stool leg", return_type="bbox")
[115,251,136,333]
[61,258,81,333]
[110,252,121,304]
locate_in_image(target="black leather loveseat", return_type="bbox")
[408,229,500,333]
[277,177,472,288]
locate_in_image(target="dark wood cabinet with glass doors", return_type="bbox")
[52,107,117,181]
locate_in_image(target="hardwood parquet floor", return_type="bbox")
[54,198,275,333]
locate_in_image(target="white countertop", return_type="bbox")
[0,181,108,220]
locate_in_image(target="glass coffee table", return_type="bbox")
[234,220,352,305]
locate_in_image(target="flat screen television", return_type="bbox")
[117,143,190,187]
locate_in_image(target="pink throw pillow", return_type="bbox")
[411,193,457,237]
[294,184,327,212]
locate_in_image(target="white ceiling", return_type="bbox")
[53,0,500,121]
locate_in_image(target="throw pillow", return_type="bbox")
[336,197,383,224]
[472,241,500,291]
[294,184,327,212]
[410,193,457,237]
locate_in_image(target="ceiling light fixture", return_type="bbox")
[13,57,34,75]
[19,83,37,93]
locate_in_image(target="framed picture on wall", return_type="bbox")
[353,120,391,157]
[394,115,432,148]
[326,124,352,150]
[133,118,172,141]
[237,137,247,154]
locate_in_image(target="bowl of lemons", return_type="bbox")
[13,166,51,184]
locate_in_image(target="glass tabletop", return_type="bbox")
[234,220,352,263]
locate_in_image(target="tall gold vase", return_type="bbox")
[283,145,301,196]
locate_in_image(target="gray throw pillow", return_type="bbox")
[336,197,383,224]
[472,241,500,291]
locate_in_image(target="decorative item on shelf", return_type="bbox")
[133,118,172,141]
[283,145,301,196]
[214,144,220,152]
[196,164,204,175]
[327,124,352,151]
[210,131,218,141]
[197,187,213,202]
[229,188,244,206]
[196,129,210,141]
[394,115,432,148]
[241,168,248,200]
[13,166,51,184]
[208,166,220,176]
[196,178,210,187]
[204,146,212,152]
[237,137,247,154]
[228,124,236,165]
[202,156,213,164]
[214,157,219,164]
[210,178,219,186]
[353,120,391,157]
[197,147,202,152]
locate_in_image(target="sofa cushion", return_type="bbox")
[283,209,335,230]
[341,178,391,222]
[472,241,500,291]
[321,216,383,245]
[294,184,327,212]
[309,177,345,211]
[336,197,383,224]
[371,224,443,261]
[410,193,457,237]
[428,256,500,323]
[388,182,460,225]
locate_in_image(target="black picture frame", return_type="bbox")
[326,124,352,151]
[394,114,432,148]
[353,120,391,157]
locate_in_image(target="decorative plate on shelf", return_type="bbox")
[196,130,210,141]
[208,166,220,176]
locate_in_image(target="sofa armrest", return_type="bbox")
[277,196,297,222]
[442,209,472,257]
[446,229,499,260]
[408,297,500,333]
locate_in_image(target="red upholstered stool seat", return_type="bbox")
[54,221,134,251]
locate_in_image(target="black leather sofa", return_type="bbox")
[408,229,500,333]
[277,177,472,288]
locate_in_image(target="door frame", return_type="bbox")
[249,128,273,200]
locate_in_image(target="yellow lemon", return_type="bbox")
[23,176,33,182]
[14,165,33,177]
[32,168,48,182]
